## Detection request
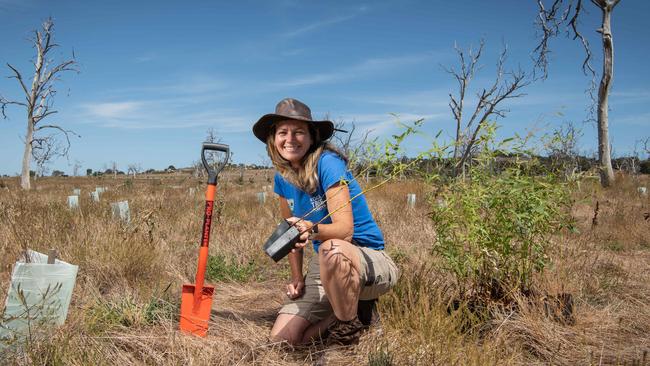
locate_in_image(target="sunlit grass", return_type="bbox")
[0,171,648,365]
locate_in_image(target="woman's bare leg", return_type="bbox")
[318,239,362,321]
[270,313,311,345]
[300,313,335,344]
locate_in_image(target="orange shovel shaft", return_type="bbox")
[193,246,209,308]
[193,184,216,308]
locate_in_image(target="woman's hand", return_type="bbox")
[286,217,314,252]
[286,278,305,300]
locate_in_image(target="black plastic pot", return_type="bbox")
[263,220,302,262]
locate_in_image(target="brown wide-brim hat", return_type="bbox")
[253,98,334,143]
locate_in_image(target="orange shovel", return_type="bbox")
[180,142,229,337]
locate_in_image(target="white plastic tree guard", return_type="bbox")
[0,250,78,344]
[72,188,81,195]
[90,191,100,202]
[111,201,131,223]
[407,193,416,208]
[257,192,267,204]
[67,195,79,209]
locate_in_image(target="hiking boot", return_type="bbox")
[357,299,380,328]
[326,316,364,346]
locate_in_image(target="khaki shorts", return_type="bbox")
[278,246,399,324]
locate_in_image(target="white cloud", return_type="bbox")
[335,112,446,136]
[281,48,308,57]
[346,89,450,110]
[105,75,230,97]
[271,52,439,88]
[610,90,650,104]
[84,102,144,119]
[281,14,356,39]
[134,54,156,63]
[78,99,254,131]
[0,0,31,11]
[613,112,650,127]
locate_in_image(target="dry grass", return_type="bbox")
[0,172,649,365]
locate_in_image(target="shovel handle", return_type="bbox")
[201,142,230,185]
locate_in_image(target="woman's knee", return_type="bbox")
[270,329,297,345]
[270,326,302,345]
[318,239,361,277]
[270,314,310,345]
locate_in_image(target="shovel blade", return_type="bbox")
[180,283,215,337]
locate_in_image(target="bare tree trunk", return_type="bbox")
[596,3,616,187]
[21,119,34,190]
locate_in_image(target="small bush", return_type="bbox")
[205,254,256,282]
[84,292,176,334]
[368,343,395,366]
[143,295,176,325]
[85,296,144,333]
[430,131,573,303]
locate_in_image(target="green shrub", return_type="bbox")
[205,254,256,282]
[429,131,572,302]
[368,343,395,366]
[84,291,175,334]
[85,296,143,333]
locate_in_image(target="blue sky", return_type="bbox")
[1,0,648,175]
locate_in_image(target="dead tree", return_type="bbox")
[544,121,584,178]
[333,120,373,175]
[111,161,119,179]
[127,163,142,178]
[205,127,221,144]
[0,18,78,190]
[72,160,82,177]
[443,40,530,177]
[533,0,621,187]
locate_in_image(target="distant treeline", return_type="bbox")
[350,154,650,179]
[2,155,648,179]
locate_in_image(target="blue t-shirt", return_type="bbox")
[274,151,385,253]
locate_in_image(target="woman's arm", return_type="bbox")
[309,182,354,242]
[280,197,305,298]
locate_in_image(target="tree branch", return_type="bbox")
[6,63,31,98]
[533,0,568,79]
[0,97,28,118]
[569,0,596,78]
[452,43,530,175]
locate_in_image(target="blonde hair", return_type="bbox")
[266,123,347,194]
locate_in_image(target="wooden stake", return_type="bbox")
[47,249,58,264]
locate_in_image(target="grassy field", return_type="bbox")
[0,171,649,365]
